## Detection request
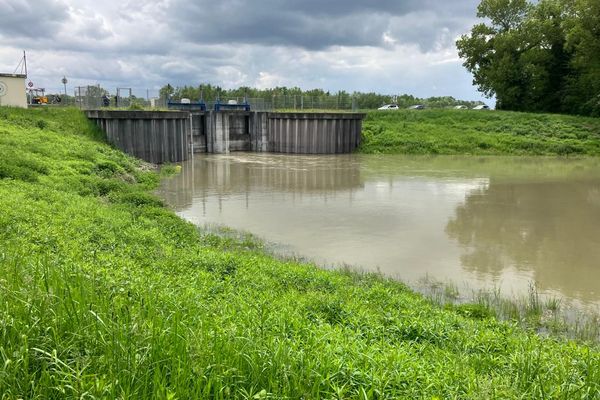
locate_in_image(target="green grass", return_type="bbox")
[360,109,600,155]
[0,107,599,399]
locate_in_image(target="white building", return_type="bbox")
[0,73,27,108]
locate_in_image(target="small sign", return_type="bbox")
[61,77,68,85]
[28,81,34,88]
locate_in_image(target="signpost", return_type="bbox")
[27,81,33,105]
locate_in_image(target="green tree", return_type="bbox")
[457,0,539,110]
[458,0,600,115]
[563,0,600,116]
[155,83,480,110]
[84,85,109,98]
[159,84,174,99]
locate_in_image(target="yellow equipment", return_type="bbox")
[30,88,48,105]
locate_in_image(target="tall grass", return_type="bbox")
[418,277,600,344]
[0,107,599,398]
[360,109,600,155]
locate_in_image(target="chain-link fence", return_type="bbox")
[116,88,132,108]
[69,86,153,110]
[39,87,361,111]
[74,86,105,109]
[162,95,358,112]
[32,83,484,111]
[270,95,357,111]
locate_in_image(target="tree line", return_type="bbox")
[158,83,484,110]
[457,0,600,116]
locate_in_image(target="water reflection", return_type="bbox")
[447,178,600,303]
[160,154,364,211]
[158,154,600,306]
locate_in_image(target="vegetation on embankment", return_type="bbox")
[1,107,599,399]
[360,109,600,156]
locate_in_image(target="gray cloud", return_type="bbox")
[0,0,68,38]
[167,0,479,50]
[0,0,490,103]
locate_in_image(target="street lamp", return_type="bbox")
[61,76,68,96]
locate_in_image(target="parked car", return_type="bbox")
[454,105,468,109]
[408,104,425,110]
[473,104,490,110]
[378,104,399,110]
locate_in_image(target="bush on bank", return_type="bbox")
[0,107,599,399]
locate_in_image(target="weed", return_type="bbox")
[418,277,600,344]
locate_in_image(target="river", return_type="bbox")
[157,153,600,308]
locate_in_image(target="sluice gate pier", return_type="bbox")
[86,110,365,163]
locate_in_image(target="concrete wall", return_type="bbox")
[250,112,269,152]
[86,110,190,163]
[190,112,207,153]
[0,74,27,108]
[229,113,251,152]
[86,110,365,162]
[267,113,363,154]
[169,104,207,154]
[188,111,363,155]
[206,111,230,154]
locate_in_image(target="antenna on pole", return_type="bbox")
[12,51,28,75]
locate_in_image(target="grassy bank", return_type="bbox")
[0,107,599,398]
[360,110,600,155]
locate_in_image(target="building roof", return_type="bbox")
[0,73,27,79]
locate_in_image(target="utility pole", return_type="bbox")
[23,51,27,77]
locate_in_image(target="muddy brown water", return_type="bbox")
[157,153,600,308]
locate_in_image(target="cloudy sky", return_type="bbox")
[0,0,489,102]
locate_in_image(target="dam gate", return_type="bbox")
[86,110,365,163]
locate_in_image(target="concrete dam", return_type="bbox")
[86,110,365,163]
